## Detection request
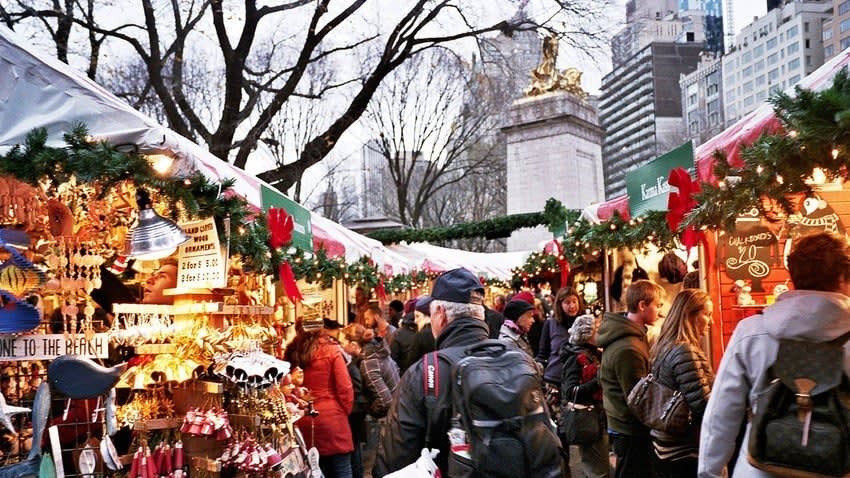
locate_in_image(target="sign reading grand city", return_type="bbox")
[627,142,695,217]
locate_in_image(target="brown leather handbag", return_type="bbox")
[626,372,692,435]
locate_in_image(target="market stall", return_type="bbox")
[578,46,850,366]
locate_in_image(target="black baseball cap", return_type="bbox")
[416,268,485,312]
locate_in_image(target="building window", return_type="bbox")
[768,67,780,82]
[756,75,766,86]
[743,51,752,63]
[840,0,850,15]
[689,93,697,106]
[754,45,764,57]
[756,91,767,102]
[767,37,778,50]
[743,80,754,93]
[804,22,809,33]
[788,58,801,71]
[789,74,801,85]
[841,18,850,34]
[805,38,810,49]
[841,36,850,50]
[744,95,755,107]
[787,42,800,55]
[825,29,833,41]
[755,59,765,72]
[767,52,779,65]
[826,44,835,57]
[807,55,812,66]
[787,25,798,38]
[742,65,753,77]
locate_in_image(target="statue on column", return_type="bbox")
[525,35,587,99]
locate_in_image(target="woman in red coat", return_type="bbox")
[287,318,355,478]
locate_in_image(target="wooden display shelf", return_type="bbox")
[228,413,261,429]
[134,343,179,355]
[191,456,221,472]
[133,417,183,431]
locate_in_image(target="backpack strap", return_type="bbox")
[423,351,440,448]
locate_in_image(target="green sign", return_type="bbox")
[626,142,695,217]
[260,185,313,251]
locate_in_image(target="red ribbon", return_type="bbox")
[667,167,706,252]
[268,207,294,249]
[278,262,303,303]
[554,240,570,286]
[375,278,388,304]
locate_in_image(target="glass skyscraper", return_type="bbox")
[679,0,724,54]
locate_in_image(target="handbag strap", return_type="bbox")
[650,345,678,381]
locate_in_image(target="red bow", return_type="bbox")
[666,167,705,251]
[278,262,303,303]
[268,207,294,249]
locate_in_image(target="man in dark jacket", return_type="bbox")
[373,268,492,475]
[390,308,418,375]
[406,296,436,367]
[597,279,665,478]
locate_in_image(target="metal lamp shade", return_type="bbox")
[126,209,190,261]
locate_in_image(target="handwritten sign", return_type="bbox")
[721,220,775,292]
[177,217,226,289]
[0,334,108,361]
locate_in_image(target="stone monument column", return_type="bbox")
[502,37,605,251]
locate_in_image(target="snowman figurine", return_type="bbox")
[735,280,756,306]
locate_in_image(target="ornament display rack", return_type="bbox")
[111,288,276,477]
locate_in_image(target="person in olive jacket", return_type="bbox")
[649,289,714,478]
[597,279,665,478]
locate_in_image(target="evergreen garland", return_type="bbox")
[684,68,850,231]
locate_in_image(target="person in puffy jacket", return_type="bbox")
[650,289,714,478]
[286,318,354,478]
[344,323,400,476]
[498,299,536,356]
[561,314,609,478]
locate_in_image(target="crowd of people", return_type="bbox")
[280,231,850,478]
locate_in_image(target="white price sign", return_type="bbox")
[177,217,226,289]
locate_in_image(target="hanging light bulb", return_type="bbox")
[125,189,190,261]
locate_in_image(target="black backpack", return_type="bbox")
[747,332,850,477]
[424,340,561,478]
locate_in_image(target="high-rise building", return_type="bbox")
[722,0,831,125]
[680,53,724,146]
[679,0,725,54]
[613,0,723,67]
[824,0,850,61]
[600,42,704,199]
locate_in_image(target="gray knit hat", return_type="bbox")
[568,314,596,345]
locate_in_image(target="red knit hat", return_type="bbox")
[513,291,535,305]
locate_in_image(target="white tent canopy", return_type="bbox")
[0,25,415,269]
[387,242,529,281]
[0,26,535,280]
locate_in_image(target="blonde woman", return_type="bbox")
[649,289,714,478]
